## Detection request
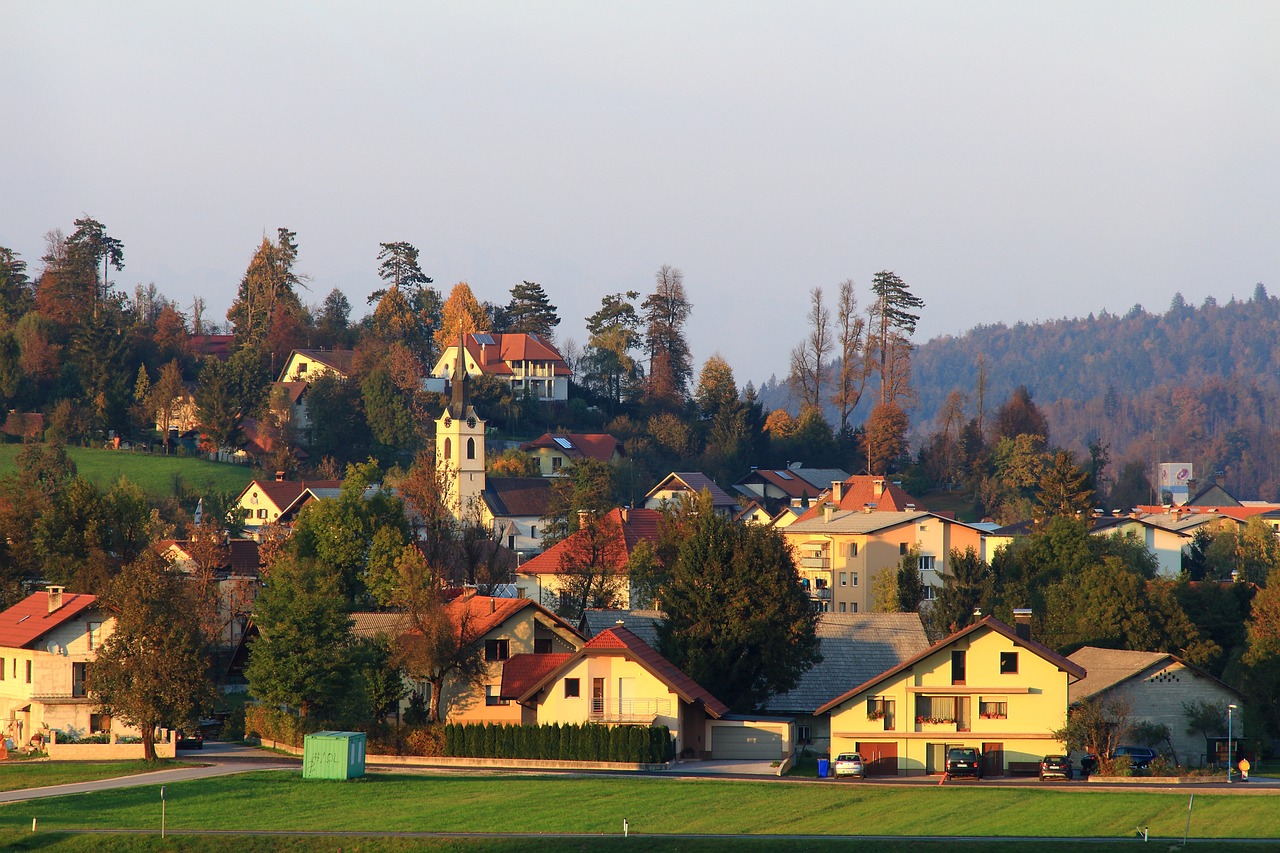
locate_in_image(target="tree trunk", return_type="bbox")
[142,725,157,762]
[429,678,444,724]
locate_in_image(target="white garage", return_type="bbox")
[708,718,792,760]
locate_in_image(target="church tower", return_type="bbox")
[435,333,487,520]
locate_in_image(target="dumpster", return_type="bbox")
[303,731,367,780]
[817,758,830,778]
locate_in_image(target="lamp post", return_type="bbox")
[1227,704,1237,783]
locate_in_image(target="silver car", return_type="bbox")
[833,752,865,778]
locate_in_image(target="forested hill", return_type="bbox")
[911,285,1280,499]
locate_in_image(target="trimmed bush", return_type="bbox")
[440,722,670,762]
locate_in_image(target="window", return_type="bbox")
[484,639,509,662]
[848,542,858,557]
[466,437,476,459]
[797,724,812,743]
[838,602,846,612]
[552,456,562,471]
[530,526,538,538]
[90,713,111,733]
[72,662,87,697]
[0,656,4,680]
[852,572,858,586]
[1000,652,1018,674]
[485,684,508,706]
[26,660,32,683]
[917,555,936,572]
[88,622,102,651]
[443,437,451,458]
[922,584,937,601]
[980,698,1008,719]
[564,678,580,698]
[257,509,267,519]
[534,638,553,654]
[816,578,828,589]
[839,572,847,586]
[851,602,858,613]
[900,542,908,555]
[951,650,966,684]
[297,362,308,374]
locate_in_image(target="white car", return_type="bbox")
[833,752,865,778]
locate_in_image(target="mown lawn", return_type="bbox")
[0,761,197,793]
[0,444,255,498]
[2,771,1277,840]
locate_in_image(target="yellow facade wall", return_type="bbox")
[826,625,1070,775]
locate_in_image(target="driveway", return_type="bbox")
[669,758,780,776]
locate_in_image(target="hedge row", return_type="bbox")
[442,722,673,763]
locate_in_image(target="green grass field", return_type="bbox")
[0,444,255,498]
[0,761,195,793]
[2,771,1277,841]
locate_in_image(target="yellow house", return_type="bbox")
[277,349,355,383]
[1,587,124,747]
[782,509,984,614]
[499,626,730,758]
[816,613,1086,776]
[431,595,584,725]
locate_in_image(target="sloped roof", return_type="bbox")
[580,609,665,647]
[161,538,261,576]
[238,479,344,515]
[350,611,411,641]
[764,613,931,715]
[520,508,662,576]
[290,348,355,377]
[0,591,100,649]
[273,381,308,405]
[786,509,934,535]
[482,477,552,519]
[646,472,737,508]
[520,433,624,463]
[500,652,574,699]
[1066,646,1244,704]
[736,467,849,500]
[459,333,570,376]
[815,615,1086,715]
[512,626,728,717]
[190,334,234,361]
[795,475,926,522]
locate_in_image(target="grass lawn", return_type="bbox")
[0,444,255,498]
[2,771,1277,841]
[0,761,195,793]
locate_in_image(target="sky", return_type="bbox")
[4,2,1279,389]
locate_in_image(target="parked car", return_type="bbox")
[1113,746,1157,770]
[175,729,204,750]
[946,747,982,779]
[1039,754,1073,781]
[833,752,865,779]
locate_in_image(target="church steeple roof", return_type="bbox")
[447,330,469,419]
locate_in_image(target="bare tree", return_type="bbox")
[831,279,870,434]
[788,287,831,411]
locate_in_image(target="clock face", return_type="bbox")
[467,416,477,429]
[444,417,452,428]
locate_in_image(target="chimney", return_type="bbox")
[873,478,885,497]
[47,585,64,613]
[620,507,629,523]
[831,481,844,503]
[577,509,591,528]
[275,470,286,482]
[490,597,496,613]
[1012,608,1033,641]
[824,505,833,524]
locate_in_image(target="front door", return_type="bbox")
[981,742,1004,777]
[592,678,605,715]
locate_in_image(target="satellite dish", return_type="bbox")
[46,641,64,656]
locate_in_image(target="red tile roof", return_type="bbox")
[520,433,624,463]
[291,348,355,376]
[815,615,1086,715]
[519,508,662,576]
[239,479,344,514]
[445,595,535,640]
[515,626,728,717]
[190,334,234,361]
[0,591,100,649]
[795,475,926,522]
[500,652,574,699]
[460,333,570,376]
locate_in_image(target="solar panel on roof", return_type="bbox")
[472,333,495,346]
[553,436,574,449]
[776,471,793,480]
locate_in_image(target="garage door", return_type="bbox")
[712,725,784,759]
[858,741,899,776]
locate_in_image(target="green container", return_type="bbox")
[303,731,367,780]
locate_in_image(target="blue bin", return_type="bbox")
[817,758,830,778]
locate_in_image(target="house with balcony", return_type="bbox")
[500,625,730,758]
[782,508,984,613]
[816,612,1085,776]
[428,332,570,402]
[1,587,122,747]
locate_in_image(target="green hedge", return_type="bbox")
[442,722,673,763]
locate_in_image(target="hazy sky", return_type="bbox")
[5,2,1278,387]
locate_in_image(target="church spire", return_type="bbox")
[449,328,468,418]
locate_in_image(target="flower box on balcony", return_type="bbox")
[915,716,956,725]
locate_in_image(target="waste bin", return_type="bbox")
[817,758,830,778]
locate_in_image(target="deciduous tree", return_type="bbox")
[642,265,693,405]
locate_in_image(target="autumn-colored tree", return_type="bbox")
[993,385,1048,444]
[642,265,693,405]
[434,282,488,355]
[87,549,215,760]
[554,512,627,621]
[831,278,870,435]
[864,401,909,474]
[789,287,831,411]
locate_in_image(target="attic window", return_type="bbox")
[1000,652,1018,674]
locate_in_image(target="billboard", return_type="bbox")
[1159,463,1192,503]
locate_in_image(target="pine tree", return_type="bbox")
[505,281,560,340]
[642,266,693,405]
[868,270,923,406]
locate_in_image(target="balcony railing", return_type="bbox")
[589,698,672,723]
[805,587,832,601]
[31,690,92,704]
[799,556,830,569]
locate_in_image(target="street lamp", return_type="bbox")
[1227,703,1237,783]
